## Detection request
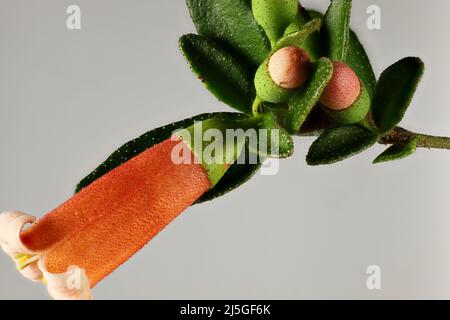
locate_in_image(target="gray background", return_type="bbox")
[1,0,450,299]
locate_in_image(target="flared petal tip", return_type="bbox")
[38,259,93,300]
[1,211,93,300]
[0,211,44,282]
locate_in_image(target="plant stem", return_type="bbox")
[380,127,450,150]
[252,97,262,116]
[298,126,450,151]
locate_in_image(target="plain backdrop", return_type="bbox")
[1,0,450,299]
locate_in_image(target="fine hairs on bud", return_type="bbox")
[319,61,361,111]
[268,46,311,89]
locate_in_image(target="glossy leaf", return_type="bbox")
[272,19,322,53]
[373,136,418,164]
[285,58,333,134]
[372,57,425,134]
[186,0,271,67]
[323,0,352,61]
[180,34,255,114]
[252,0,298,45]
[346,31,376,98]
[307,125,379,166]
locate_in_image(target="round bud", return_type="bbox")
[319,61,361,111]
[255,63,292,104]
[268,46,311,89]
[324,84,371,125]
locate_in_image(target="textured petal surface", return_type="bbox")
[21,139,210,286]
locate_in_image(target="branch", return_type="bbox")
[380,127,450,150]
[297,125,450,151]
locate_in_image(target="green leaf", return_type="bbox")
[373,136,418,164]
[252,0,298,45]
[284,7,311,35]
[186,0,271,67]
[323,0,352,61]
[254,112,295,158]
[285,58,333,134]
[346,31,376,98]
[306,125,379,165]
[284,10,324,61]
[372,57,425,134]
[180,34,255,114]
[197,154,262,203]
[272,19,322,53]
[302,10,375,88]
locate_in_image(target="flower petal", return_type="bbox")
[38,259,93,300]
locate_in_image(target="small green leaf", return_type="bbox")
[285,58,333,134]
[284,7,311,35]
[252,0,298,45]
[305,10,377,98]
[307,125,379,166]
[197,155,262,203]
[187,0,271,67]
[272,19,322,53]
[284,9,325,61]
[346,31,376,98]
[373,136,418,164]
[255,112,294,158]
[180,34,255,114]
[323,0,352,61]
[372,57,425,134]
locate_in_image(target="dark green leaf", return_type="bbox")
[272,19,322,52]
[307,125,379,165]
[372,57,425,134]
[186,0,271,67]
[373,136,418,164]
[285,58,333,134]
[252,0,298,45]
[180,34,255,114]
[346,31,376,98]
[323,0,352,61]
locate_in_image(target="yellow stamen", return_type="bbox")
[16,254,40,271]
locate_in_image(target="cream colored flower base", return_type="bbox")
[0,211,93,300]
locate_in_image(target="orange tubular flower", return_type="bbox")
[1,133,229,299]
[22,138,211,284]
[0,113,273,300]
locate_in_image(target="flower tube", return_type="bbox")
[1,122,244,299]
